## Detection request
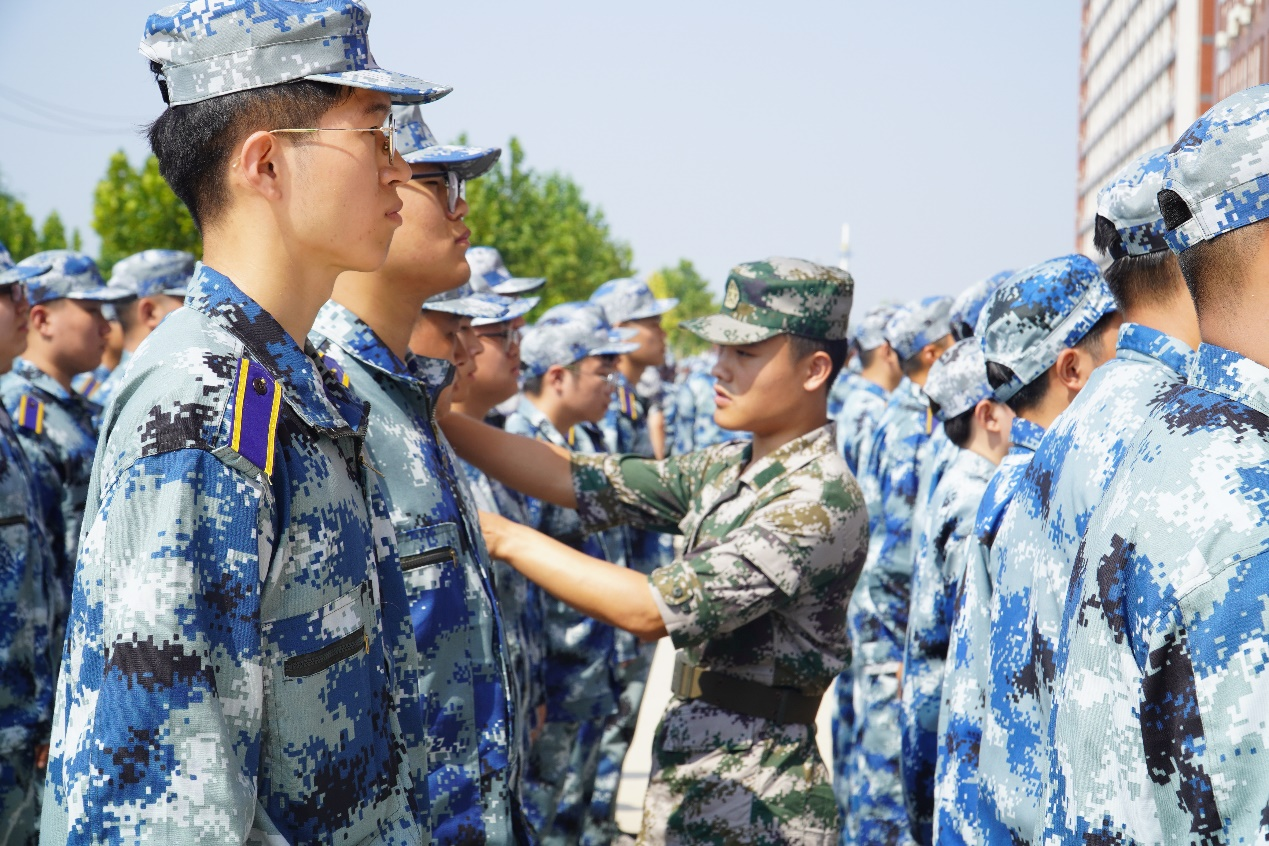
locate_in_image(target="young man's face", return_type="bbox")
[376,162,472,299]
[712,335,812,433]
[469,318,524,405]
[280,88,410,275]
[0,283,30,373]
[34,300,110,376]
[409,310,482,377]
[621,315,667,368]
[557,354,617,424]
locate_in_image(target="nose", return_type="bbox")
[449,194,469,221]
[385,148,411,186]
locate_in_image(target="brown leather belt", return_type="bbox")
[670,652,821,727]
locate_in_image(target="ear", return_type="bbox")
[138,297,160,331]
[546,365,568,393]
[975,398,1009,434]
[234,130,286,202]
[1052,347,1089,392]
[802,349,833,393]
[28,304,52,338]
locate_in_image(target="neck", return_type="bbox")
[330,272,428,361]
[122,331,147,356]
[102,347,125,370]
[904,366,930,388]
[528,392,583,439]
[201,223,340,348]
[748,400,827,465]
[20,347,75,392]
[859,360,900,392]
[1122,301,1201,352]
[617,356,644,386]
[453,387,507,421]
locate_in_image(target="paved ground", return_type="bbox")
[614,638,837,835]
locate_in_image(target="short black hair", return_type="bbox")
[147,74,352,230]
[114,299,141,334]
[1093,215,1187,312]
[857,345,879,369]
[938,402,975,449]
[1159,189,1267,316]
[787,334,850,390]
[522,374,545,396]
[984,311,1118,414]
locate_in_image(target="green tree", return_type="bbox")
[647,259,718,357]
[93,150,201,274]
[464,138,633,312]
[0,186,39,262]
[39,211,67,251]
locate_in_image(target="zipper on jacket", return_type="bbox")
[401,546,456,572]
[284,625,367,678]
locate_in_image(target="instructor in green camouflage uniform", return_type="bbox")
[441,257,868,845]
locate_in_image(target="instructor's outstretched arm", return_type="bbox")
[440,410,578,509]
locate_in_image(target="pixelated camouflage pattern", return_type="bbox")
[41,264,428,844]
[883,296,952,361]
[109,249,195,298]
[682,257,853,344]
[506,397,625,844]
[1162,83,1269,252]
[139,0,450,106]
[0,359,103,658]
[311,301,520,843]
[923,338,991,421]
[520,309,639,379]
[933,416,1044,845]
[16,251,129,307]
[1043,341,1269,845]
[0,242,11,271]
[589,277,677,326]
[1096,146,1171,259]
[0,401,57,846]
[422,278,510,320]
[901,446,994,846]
[570,425,866,844]
[949,271,1012,340]
[976,323,1192,844]
[979,255,1116,403]
[853,303,901,352]
[467,246,546,297]
[392,104,501,178]
[833,372,888,477]
[672,367,747,455]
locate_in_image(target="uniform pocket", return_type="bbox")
[398,522,461,596]
[260,580,407,843]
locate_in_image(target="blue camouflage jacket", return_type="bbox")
[933,416,1043,846]
[42,265,429,845]
[0,404,56,760]
[833,372,889,477]
[850,377,937,670]
[901,445,994,846]
[1044,342,1269,845]
[979,324,1192,844]
[506,397,623,724]
[0,358,102,652]
[311,301,519,845]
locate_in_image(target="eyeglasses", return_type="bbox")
[563,365,616,385]
[475,326,522,353]
[0,282,28,306]
[411,169,466,214]
[269,112,397,164]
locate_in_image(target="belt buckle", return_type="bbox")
[670,652,703,699]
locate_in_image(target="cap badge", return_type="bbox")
[723,280,740,310]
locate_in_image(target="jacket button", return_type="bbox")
[253,377,268,396]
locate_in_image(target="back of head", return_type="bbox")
[884,295,953,374]
[924,338,992,447]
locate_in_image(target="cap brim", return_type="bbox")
[306,69,452,105]
[626,297,679,320]
[67,286,135,304]
[423,292,507,319]
[472,296,539,326]
[158,286,189,297]
[0,265,50,285]
[491,277,546,296]
[404,145,502,180]
[588,340,640,356]
[681,313,780,345]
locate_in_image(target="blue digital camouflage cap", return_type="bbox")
[392,105,501,179]
[110,249,196,298]
[923,338,992,420]
[140,0,451,107]
[0,241,11,272]
[18,251,132,307]
[422,280,509,320]
[590,277,677,325]
[463,258,539,327]
[0,264,51,288]
[950,271,1013,340]
[537,302,638,342]
[979,254,1117,402]
[1162,84,1269,253]
[520,314,639,379]
[851,304,900,351]
[466,246,546,296]
[683,257,853,344]
[884,295,953,360]
[1097,146,1170,259]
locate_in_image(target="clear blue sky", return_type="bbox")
[0,2,1080,311]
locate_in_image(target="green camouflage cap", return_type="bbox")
[682,256,853,344]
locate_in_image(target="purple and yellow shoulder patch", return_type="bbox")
[320,352,352,389]
[616,384,640,421]
[15,395,44,435]
[228,357,283,476]
[79,377,103,400]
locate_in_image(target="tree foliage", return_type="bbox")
[464,138,633,312]
[39,211,68,252]
[93,150,201,274]
[647,259,718,357]
[0,181,39,262]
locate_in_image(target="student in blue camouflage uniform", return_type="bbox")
[90,249,193,412]
[935,257,1117,845]
[505,312,636,845]
[442,257,866,845]
[0,251,131,659]
[841,295,952,846]
[1045,84,1269,846]
[312,102,534,845]
[0,260,58,846]
[899,339,1014,846]
[833,303,903,476]
[41,3,447,842]
[977,149,1199,845]
[449,274,545,792]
